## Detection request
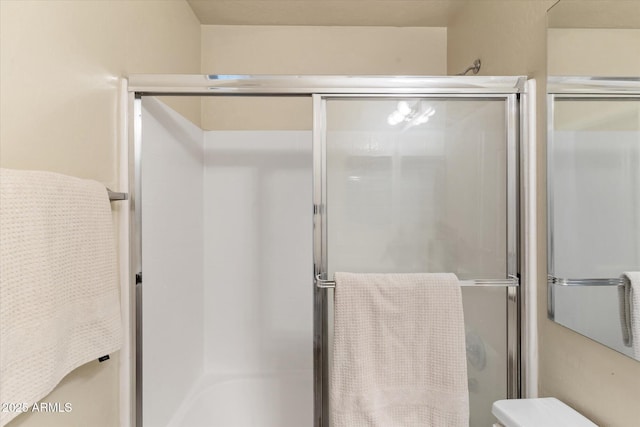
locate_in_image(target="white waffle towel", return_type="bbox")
[330,272,469,427]
[0,168,122,426]
[620,272,640,359]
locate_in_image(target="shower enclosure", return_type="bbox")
[127,75,532,427]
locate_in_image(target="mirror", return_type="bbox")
[547,0,640,360]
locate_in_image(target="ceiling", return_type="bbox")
[186,0,466,27]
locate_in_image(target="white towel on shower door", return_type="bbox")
[330,272,469,427]
[620,272,640,359]
[0,168,122,427]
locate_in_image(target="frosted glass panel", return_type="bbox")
[326,98,508,279]
[461,287,508,427]
[324,98,509,426]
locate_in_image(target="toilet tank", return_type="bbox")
[492,398,598,427]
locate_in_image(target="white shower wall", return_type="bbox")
[141,98,204,427]
[202,130,313,377]
[142,97,313,427]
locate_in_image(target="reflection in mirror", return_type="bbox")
[548,89,640,358]
[547,0,640,361]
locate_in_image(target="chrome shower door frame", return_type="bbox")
[312,93,522,425]
[127,75,527,427]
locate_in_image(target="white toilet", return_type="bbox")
[492,398,598,427]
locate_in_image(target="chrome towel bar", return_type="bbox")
[548,276,625,287]
[315,274,519,288]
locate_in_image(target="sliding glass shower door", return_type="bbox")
[315,96,518,427]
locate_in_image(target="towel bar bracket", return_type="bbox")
[107,188,128,201]
[316,275,336,288]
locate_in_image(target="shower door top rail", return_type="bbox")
[128,74,526,95]
[548,76,640,95]
[315,274,519,288]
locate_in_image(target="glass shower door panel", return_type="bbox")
[326,98,507,278]
[325,98,509,427]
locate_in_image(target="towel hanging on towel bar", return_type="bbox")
[0,168,123,427]
[330,272,469,426]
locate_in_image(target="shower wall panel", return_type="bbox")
[142,97,314,426]
[141,98,205,427]
[202,130,314,421]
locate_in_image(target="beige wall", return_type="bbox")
[450,2,640,426]
[545,24,640,427]
[447,1,549,77]
[201,25,447,75]
[0,1,201,426]
[0,0,201,184]
[200,25,447,130]
[3,1,639,426]
[548,28,640,75]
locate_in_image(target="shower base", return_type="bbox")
[166,372,313,427]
